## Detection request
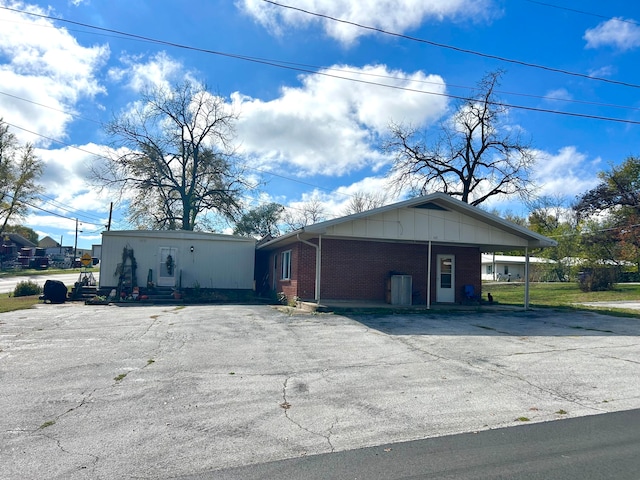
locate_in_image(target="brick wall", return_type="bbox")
[268,242,318,301]
[263,239,481,304]
[318,240,481,303]
[430,245,482,303]
[319,239,428,302]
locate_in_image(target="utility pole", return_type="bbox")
[107,202,113,231]
[74,218,79,261]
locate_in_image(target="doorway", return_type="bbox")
[436,254,455,303]
[158,247,178,287]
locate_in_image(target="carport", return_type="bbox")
[258,193,557,309]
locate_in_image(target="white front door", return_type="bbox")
[436,254,455,303]
[158,247,178,287]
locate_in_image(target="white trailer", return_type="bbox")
[100,230,256,290]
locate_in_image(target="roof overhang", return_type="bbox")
[258,193,557,251]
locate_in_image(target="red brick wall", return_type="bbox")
[319,239,428,302]
[430,245,482,303]
[268,243,317,301]
[264,239,481,304]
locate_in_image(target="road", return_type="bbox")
[203,409,640,480]
[0,271,100,293]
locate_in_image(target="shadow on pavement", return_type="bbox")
[340,308,640,337]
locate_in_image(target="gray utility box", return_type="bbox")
[390,275,412,305]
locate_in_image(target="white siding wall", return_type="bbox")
[100,231,255,289]
[325,207,529,247]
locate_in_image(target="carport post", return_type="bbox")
[524,248,530,310]
[426,240,432,309]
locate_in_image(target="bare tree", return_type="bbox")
[93,81,252,230]
[283,198,327,231]
[342,191,389,215]
[0,120,43,233]
[384,71,536,206]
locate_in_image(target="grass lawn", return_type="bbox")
[486,282,640,316]
[0,293,42,313]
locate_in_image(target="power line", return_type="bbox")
[3,6,640,115]
[1,191,105,227]
[4,66,640,129]
[2,120,358,209]
[4,2,640,94]
[260,0,640,90]
[0,91,103,125]
[2,5,640,124]
[521,0,640,26]
[38,193,106,223]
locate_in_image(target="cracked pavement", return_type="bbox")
[1,303,640,479]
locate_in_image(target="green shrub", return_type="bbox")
[13,280,43,297]
[577,267,616,292]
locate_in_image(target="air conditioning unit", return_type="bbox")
[390,275,412,305]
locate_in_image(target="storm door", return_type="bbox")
[436,254,455,303]
[158,247,178,287]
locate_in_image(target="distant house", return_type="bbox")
[481,254,557,281]
[256,193,556,308]
[38,236,60,249]
[100,230,256,292]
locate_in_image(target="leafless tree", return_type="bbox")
[93,81,253,230]
[282,198,327,231]
[342,191,388,215]
[384,71,536,206]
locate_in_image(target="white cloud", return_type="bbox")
[233,64,448,176]
[531,146,600,198]
[237,0,497,44]
[0,1,109,145]
[327,176,399,213]
[108,51,189,93]
[588,65,615,78]
[35,143,114,213]
[543,88,573,103]
[584,18,640,51]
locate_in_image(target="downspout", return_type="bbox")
[524,247,530,310]
[427,240,432,309]
[297,233,321,303]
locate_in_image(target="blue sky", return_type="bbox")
[0,0,639,249]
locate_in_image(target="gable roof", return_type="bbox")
[38,236,60,248]
[259,193,557,251]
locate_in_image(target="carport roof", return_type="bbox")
[258,192,557,251]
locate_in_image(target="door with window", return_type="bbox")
[436,254,455,303]
[158,247,178,287]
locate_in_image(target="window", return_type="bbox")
[281,250,291,280]
[440,257,452,289]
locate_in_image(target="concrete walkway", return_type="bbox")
[578,300,640,310]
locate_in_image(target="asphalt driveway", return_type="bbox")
[2,304,639,479]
